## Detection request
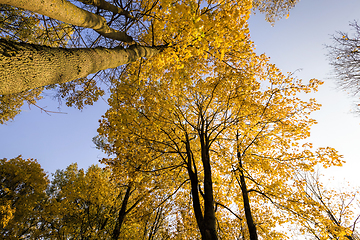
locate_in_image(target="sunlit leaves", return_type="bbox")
[97,25,342,237]
[0,156,48,238]
[45,163,121,239]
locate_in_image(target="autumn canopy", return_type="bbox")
[1,0,359,239]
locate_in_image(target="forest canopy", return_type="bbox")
[1,0,360,239]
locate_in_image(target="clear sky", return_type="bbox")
[1,0,360,189]
[249,0,360,187]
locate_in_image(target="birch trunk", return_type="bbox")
[0,39,161,95]
[0,0,133,42]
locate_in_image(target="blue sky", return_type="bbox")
[1,0,360,187]
[249,0,360,186]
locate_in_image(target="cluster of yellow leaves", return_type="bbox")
[97,19,347,239]
[1,157,174,239]
[94,0,352,238]
[0,200,14,229]
[252,0,299,22]
[56,77,105,110]
[0,156,48,238]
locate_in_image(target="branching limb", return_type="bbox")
[76,0,135,19]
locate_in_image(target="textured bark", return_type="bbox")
[0,39,162,95]
[77,0,134,19]
[0,0,133,42]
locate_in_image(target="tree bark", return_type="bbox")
[0,0,133,42]
[199,132,218,240]
[77,0,134,19]
[185,135,204,235]
[112,184,132,240]
[185,130,218,240]
[237,151,258,240]
[0,39,162,95]
[235,131,258,240]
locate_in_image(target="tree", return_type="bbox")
[0,39,164,95]
[44,162,171,239]
[0,3,73,122]
[97,25,344,238]
[44,163,123,239]
[283,171,360,240]
[0,156,48,239]
[0,158,170,239]
[0,0,299,96]
[328,22,360,97]
[0,0,300,125]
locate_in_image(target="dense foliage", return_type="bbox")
[1,0,360,239]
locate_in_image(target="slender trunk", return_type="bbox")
[237,151,258,240]
[0,0,133,42]
[0,39,162,95]
[185,135,204,234]
[236,131,258,240]
[147,207,164,240]
[112,183,132,240]
[238,168,258,240]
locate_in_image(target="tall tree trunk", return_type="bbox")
[199,132,218,240]
[237,152,258,240]
[0,39,162,95]
[185,128,218,240]
[0,0,133,42]
[185,135,205,236]
[112,183,132,240]
[236,131,258,240]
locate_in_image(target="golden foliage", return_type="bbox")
[95,1,347,237]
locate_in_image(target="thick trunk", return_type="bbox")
[0,39,161,95]
[199,133,218,240]
[0,0,133,42]
[185,129,218,240]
